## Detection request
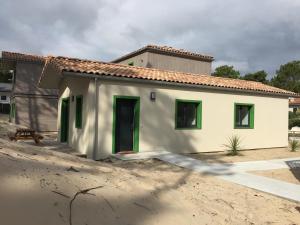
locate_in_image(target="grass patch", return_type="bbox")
[289,139,300,152]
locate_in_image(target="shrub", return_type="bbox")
[289,139,300,152]
[289,111,297,119]
[223,135,242,156]
[289,118,300,129]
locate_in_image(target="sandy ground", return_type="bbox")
[0,122,300,225]
[186,148,300,163]
[251,168,300,185]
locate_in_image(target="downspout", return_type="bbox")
[93,77,99,160]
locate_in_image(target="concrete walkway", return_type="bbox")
[114,152,300,202]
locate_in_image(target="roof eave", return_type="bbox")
[1,51,45,64]
[62,71,293,98]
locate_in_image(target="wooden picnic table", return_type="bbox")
[9,128,43,144]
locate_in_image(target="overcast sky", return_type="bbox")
[1,0,300,77]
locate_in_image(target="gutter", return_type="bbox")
[93,77,99,160]
[63,71,294,98]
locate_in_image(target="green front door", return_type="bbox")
[60,98,69,142]
[112,96,140,154]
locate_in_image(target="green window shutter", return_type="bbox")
[249,105,255,129]
[75,96,83,128]
[197,102,202,129]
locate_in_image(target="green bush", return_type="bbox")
[289,139,300,152]
[289,118,300,129]
[289,111,297,119]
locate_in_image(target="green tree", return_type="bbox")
[271,61,300,93]
[213,65,240,79]
[243,70,268,83]
[0,70,13,83]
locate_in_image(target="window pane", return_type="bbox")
[176,102,198,128]
[235,105,250,127]
[177,102,185,128]
[185,103,197,127]
[240,106,249,126]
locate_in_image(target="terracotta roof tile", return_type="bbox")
[1,51,45,63]
[0,58,16,70]
[112,44,214,63]
[42,56,295,96]
[289,98,300,105]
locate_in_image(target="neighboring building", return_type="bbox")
[0,51,58,131]
[0,83,12,114]
[112,45,214,75]
[39,56,294,159]
[289,97,300,113]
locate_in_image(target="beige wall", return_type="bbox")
[58,77,95,156]
[147,52,211,75]
[14,96,57,131]
[15,62,57,96]
[96,81,288,159]
[117,52,149,67]
[117,52,212,75]
[11,62,58,131]
[58,77,288,159]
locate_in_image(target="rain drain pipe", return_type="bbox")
[93,77,99,160]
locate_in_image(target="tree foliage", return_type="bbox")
[213,65,240,79]
[271,61,300,93]
[0,70,13,83]
[243,70,268,83]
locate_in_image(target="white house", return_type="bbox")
[0,83,12,114]
[39,55,294,159]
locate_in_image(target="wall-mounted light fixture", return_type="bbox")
[150,92,156,101]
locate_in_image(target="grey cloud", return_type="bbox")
[1,0,300,76]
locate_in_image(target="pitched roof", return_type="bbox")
[289,98,300,106]
[1,51,45,64]
[40,56,295,96]
[111,45,214,63]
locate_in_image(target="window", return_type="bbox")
[75,95,83,128]
[128,61,134,66]
[234,103,254,128]
[175,100,202,129]
[1,96,6,100]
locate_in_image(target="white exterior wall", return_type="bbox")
[58,78,288,159]
[0,92,10,104]
[58,77,95,157]
[96,81,288,159]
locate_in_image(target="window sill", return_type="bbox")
[234,126,254,129]
[175,127,202,130]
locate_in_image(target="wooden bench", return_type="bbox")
[9,128,43,144]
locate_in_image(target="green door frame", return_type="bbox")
[60,97,70,142]
[112,95,140,154]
